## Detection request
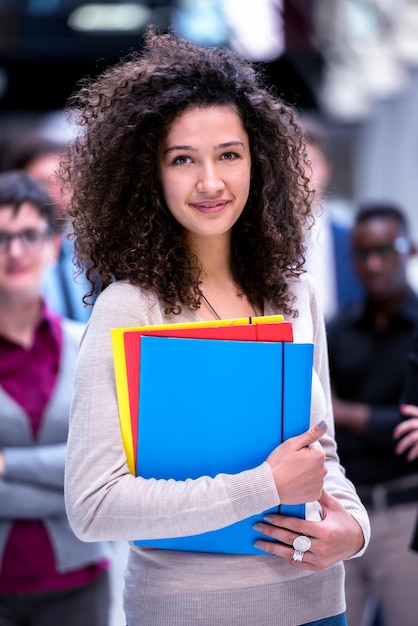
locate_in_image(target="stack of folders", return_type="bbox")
[111,315,314,554]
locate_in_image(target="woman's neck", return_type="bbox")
[188,236,260,320]
[188,232,232,284]
[187,232,260,320]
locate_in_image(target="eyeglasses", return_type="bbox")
[352,236,409,263]
[0,229,52,254]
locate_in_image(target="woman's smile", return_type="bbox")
[190,199,230,214]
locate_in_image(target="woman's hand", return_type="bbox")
[394,404,418,460]
[266,420,328,505]
[253,490,365,571]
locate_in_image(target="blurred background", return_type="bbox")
[1,0,418,238]
[2,2,418,624]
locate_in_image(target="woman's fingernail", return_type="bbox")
[263,515,273,523]
[253,523,263,531]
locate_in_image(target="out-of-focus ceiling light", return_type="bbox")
[68,3,151,32]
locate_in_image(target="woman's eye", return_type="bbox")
[172,155,191,165]
[221,151,239,161]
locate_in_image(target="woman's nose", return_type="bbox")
[196,164,224,193]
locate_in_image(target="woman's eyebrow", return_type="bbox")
[164,145,197,154]
[164,140,245,155]
[217,141,245,149]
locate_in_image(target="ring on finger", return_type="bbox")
[291,549,304,562]
[292,535,311,553]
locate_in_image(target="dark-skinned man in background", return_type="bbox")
[327,204,418,626]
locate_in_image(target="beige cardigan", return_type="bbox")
[65,273,370,626]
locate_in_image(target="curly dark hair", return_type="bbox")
[61,26,313,317]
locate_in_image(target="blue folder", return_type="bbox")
[135,337,313,554]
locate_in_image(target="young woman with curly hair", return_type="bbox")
[64,27,369,626]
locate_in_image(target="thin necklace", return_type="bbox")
[199,291,259,320]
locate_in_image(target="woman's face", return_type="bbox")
[158,105,252,244]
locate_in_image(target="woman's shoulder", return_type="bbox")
[275,272,323,343]
[91,281,199,328]
[97,280,152,301]
[95,280,161,310]
[92,281,165,326]
[287,271,320,310]
[288,270,317,290]
[265,272,319,318]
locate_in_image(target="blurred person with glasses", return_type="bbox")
[326,204,418,626]
[0,170,111,626]
[6,134,92,323]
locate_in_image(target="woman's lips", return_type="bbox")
[190,200,229,214]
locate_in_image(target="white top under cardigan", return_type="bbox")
[65,273,370,626]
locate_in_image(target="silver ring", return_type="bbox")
[292,535,311,553]
[292,549,304,562]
